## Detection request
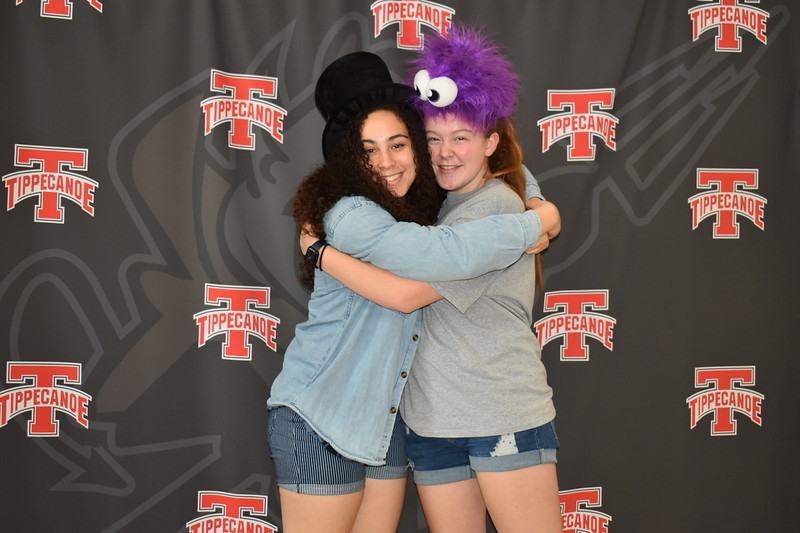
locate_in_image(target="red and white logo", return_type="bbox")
[186,491,277,533]
[371,0,455,50]
[687,366,763,436]
[537,89,618,162]
[194,284,280,360]
[16,0,102,19]
[560,487,612,533]
[534,290,616,361]
[201,69,287,150]
[0,362,91,437]
[688,168,766,238]
[4,144,98,223]
[689,0,769,52]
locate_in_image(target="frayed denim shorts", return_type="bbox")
[406,420,559,486]
[267,406,409,495]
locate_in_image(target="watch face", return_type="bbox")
[304,240,326,267]
[304,247,318,265]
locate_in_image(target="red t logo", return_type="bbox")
[18,0,103,19]
[689,0,769,52]
[4,144,97,223]
[198,492,266,518]
[534,290,615,361]
[538,90,618,161]
[2,362,91,436]
[560,487,612,533]
[187,491,276,533]
[201,70,286,150]
[688,366,763,435]
[194,284,279,360]
[689,168,765,238]
[371,0,454,50]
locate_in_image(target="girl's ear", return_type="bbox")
[485,132,500,157]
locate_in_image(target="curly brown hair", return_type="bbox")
[293,102,444,286]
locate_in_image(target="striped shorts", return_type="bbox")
[267,406,409,495]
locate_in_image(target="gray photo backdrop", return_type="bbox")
[1,1,798,531]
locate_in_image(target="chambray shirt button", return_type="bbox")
[412,334,419,341]
[401,371,408,378]
[390,407,397,414]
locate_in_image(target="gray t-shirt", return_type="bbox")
[400,179,555,438]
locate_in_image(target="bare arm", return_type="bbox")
[525,200,561,255]
[303,232,442,313]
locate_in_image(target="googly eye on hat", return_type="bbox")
[407,25,520,133]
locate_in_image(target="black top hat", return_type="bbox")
[315,51,414,159]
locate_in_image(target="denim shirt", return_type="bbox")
[268,176,544,465]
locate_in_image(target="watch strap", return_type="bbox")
[304,239,329,269]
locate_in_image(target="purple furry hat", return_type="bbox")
[408,25,520,133]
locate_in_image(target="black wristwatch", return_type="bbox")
[304,239,328,269]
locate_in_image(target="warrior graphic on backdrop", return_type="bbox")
[0,362,91,437]
[689,0,769,52]
[3,144,97,223]
[371,0,455,49]
[534,290,616,361]
[201,69,287,150]
[688,168,766,238]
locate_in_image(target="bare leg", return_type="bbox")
[352,477,408,533]
[277,488,363,533]
[477,464,562,533]
[416,478,488,533]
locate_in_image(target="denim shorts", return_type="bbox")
[406,421,559,486]
[267,406,409,495]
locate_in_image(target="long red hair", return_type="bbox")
[486,117,545,291]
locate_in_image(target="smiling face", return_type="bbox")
[425,114,499,195]
[360,109,417,198]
